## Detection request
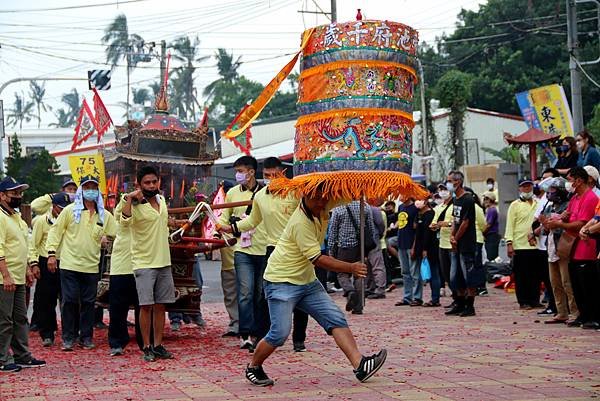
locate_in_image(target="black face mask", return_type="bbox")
[8,196,22,209]
[142,189,160,199]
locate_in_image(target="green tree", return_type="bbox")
[430,0,599,121]
[101,14,145,71]
[170,35,209,120]
[5,134,61,202]
[6,93,37,131]
[57,88,81,127]
[481,146,526,164]
[48,109,71,128]
[436,70,472,168]
[203,48,242,100]
[587,103,600,143]
[29,81,51,129]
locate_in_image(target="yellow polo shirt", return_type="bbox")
[0,209,29,285]
[218,184,268,256]
[46,204,117,274]
[29,213,59,263]
[110,197,132,275]
[31,194,52,216]
[505,198,538,250]
[236,187,299,247]
[475,204,485,244]
[264,203,327,285]
[433,202,454,250]
[120,195,170,270]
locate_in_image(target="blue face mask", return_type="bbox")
[83,189,99,201]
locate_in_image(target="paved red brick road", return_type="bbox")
[2,288,599,401]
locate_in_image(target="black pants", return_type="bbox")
[108,274,143,350]
[382,249,394,285]
[539,251,556,312]
[255,246,308,344]
[513,250,544,307]
[34,257,61,341]
[439,248,454,294]
[484,232,501,261]
[60,270,98,343]
[569,260,600,323]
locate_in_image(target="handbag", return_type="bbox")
[556,231,577,260]
[420,257,431,281]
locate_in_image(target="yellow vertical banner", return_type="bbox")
[68,154,107,194]
[529,84,574,137]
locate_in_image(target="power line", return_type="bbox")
[0,0,149,13]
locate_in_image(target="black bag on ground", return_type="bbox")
[485,261,512,282]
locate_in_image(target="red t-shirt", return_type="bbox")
[568,188,598,260]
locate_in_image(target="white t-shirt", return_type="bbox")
[533,194,549,251]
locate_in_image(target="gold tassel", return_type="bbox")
[269,171,428,201]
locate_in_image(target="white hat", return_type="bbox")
[584,165,600,182]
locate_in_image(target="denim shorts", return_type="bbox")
[263,280,348,347]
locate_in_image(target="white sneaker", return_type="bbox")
[240,339,254,350]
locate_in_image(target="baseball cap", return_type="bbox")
[61,178,77,189]
[51,192,72,208]
[79,175,100,186]
[584,166,599,182]
[0,176,29,192]
[518,178,534,186]
[482,191,496,202]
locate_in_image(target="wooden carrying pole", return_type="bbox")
[358,196,366,311]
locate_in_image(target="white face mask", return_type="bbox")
[446,182,455,193]
[434,198,444,206]
[487,183,494,190]
[520,191,533,200]
[565,181,575,193]
[438,190,451,200]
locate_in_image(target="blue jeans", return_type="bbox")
[234,252,266,337]
[169,255,204,323]
[451,252,479,291]
[263,280,348,347]
[398,249,422,302]
[424,258,442,303]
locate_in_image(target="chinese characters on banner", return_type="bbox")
[515,84,574,137]
[68,154,107,195]
[71,99,96,150]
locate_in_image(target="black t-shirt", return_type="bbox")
[554,152,578,171]
[414,209,439,263]
[452,192,476,253]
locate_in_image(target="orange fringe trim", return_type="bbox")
[299,60,417,80]
[296,108,414,126]
[269,171,428,201]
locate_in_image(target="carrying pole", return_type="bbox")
[358,196,366,311]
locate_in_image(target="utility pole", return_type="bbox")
[160,40,167,85]
[331,0,337,22]
[567,0,584,133]
[418,59,429,180]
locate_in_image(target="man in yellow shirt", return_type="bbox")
[28,192,71,347]
[218,156,268,351]
[220,157,307,350]
[46,176,117,351]
[30,178,78,216]
[0,177,46,372]
[121,166,174,362]
[505,179,540,309]
[245,186,387,386]
[108,194,142,357]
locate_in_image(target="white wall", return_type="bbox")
[220,119,296,158]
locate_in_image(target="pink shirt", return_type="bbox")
[568,188,598,260]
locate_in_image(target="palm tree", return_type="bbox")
[203,48,242,100]
[48,109,70,128]
[169,35,209,120]
[56,88,81,127]
[6,92,37,131]
[101,14,145,70]
[29,81,51,128]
